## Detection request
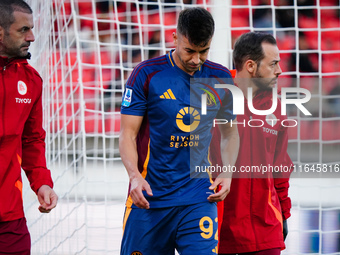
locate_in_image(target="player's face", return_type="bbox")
[253,43,282,90]
[173,33,211,76]
[0,11,35,58]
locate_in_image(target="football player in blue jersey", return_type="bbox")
[119,7,239,255]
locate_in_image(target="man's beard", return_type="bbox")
[253,70,278,91]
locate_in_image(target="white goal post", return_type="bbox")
[23,0,340,254]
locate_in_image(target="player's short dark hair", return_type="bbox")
[177,7,215,47]
[233,32,277,71]
[0,0,33,31]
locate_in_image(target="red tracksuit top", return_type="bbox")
[0,56,53,222]
[210,89,293,253]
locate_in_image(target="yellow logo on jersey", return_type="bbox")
[176,107,200,132]
[160,89,176,100]
[200,88,217,107]
[131,252,142,255]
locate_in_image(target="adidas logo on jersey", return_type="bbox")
[160,89,176,100]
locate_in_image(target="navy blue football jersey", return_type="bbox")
[121,51,235,208]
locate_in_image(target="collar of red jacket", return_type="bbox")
[253,89,282,109]
[0,53,30,67]
[233,81,282,108]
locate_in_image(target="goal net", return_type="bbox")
[23,0,340,254]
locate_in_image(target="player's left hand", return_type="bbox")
[207,175,232,202]
[37,185,58,213]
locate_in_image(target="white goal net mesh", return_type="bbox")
[22,0,340,254]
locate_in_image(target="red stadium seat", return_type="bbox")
[78,2,93,15]
[289,120,319,140]
[105,113,121,134]
[322,120,340,141]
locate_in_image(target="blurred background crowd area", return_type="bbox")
[50,0,340,138]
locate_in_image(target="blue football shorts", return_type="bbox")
[121,202,218,255]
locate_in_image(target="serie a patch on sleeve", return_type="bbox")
[122,88,133,107]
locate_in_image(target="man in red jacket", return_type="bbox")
[0,0,58,254]
[211,32,293,255]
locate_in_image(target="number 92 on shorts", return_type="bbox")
[121,202,218,255]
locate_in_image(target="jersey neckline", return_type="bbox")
[167,49,203,78]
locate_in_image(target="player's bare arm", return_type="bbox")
[208,122,239,202]
[119,114,153,209]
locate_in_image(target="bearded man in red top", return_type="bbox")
[0,0,58,254]
[211,32,293,255]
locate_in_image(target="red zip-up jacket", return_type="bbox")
[210,89,293,253]
[0,56,53,222]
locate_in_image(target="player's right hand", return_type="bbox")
[129,175,153,209]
